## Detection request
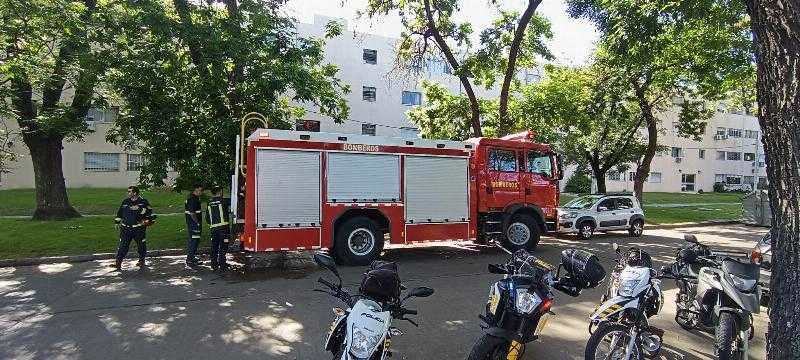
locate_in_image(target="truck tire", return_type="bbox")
[503,213,540,252]
[333,217,383,266]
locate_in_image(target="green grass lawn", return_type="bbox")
[0,215,211,260]
[0,187,189,217]
[0,188,743,260]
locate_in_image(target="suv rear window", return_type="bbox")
[617,198,634,210]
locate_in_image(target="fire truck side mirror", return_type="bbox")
[556,154,565,180]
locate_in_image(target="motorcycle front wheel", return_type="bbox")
[466,334,510,360]
[584,323,642,360]
[715,312,742,360]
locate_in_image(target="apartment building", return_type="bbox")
[562,106,768,193]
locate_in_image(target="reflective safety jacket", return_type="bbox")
[205,196,230,230]
[185,194,202,226]
[115,197,155,228]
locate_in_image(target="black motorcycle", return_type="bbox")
[467,247,605,360]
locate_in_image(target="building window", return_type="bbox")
[715,174,726,183]
[727,128,742,138]
[671,147,683,158]
[362,86,376,102]
[758,176,768,189]
[84,152,120,172]
[681,173,696,192]
[744,130,759,139]
[400,127,420,138]
[628,172,636,181]
[126,154,144,171]
[715,127,727,136]
[716,151,726,160]
[426,58,452,75]
[648,172,662,183]
[743,176,755,185]
[363,49,377,65]
[295,119,321,132]
[401,91,422,106]
[727,152,742,161]
[361,123,376,136]
[744,152,755,162]
[607,171,621,181]
[489,149,517,172]
[726,175,742,185]
[699,149,705,159]
[86,107,118,123]
[524,69,541,84]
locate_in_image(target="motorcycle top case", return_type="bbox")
[359,260,401,303]
[560,248,606,289]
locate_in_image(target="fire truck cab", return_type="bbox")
[234,129,562,266]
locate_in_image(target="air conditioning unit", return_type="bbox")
[675,157,683,163]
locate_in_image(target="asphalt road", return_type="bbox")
[0,224,769,360]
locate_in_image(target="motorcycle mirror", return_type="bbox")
[612,243,620,253]
[407,287,435,298]
[684,234,698,243]
[313,253,339,277]
[488,263,508,274]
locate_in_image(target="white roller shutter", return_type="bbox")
[405,156,469,222]
[256,149,320,227]
[327,153,400,202]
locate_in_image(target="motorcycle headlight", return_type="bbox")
[349,324,383,358]
[728,273,757,292]
[515,288,542,314]
[618,278,641,297]
[560,211,578,219]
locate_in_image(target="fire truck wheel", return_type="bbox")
[334,217,384,266]
[503,214,540,251]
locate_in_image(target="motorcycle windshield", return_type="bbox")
[516,253,554,279]
[617,266,651,297]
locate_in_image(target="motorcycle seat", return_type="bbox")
[722,259,760,280]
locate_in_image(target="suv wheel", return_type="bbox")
[578,221,595,240]
[629,219,644,237]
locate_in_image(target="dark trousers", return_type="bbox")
[117,227,146,262]
[210,227,229,268]
[186,221,201,264]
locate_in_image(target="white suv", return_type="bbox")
[557,194,645,240]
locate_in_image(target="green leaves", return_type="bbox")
[108,0,350,189]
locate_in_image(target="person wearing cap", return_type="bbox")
[205,186,230,270]
[113,186,156,270]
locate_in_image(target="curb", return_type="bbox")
[0,220,742,267]
[647,219,741,230]
[0,248,210,268]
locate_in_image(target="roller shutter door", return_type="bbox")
[405,156,469,222]
[256,149,320,227]
[327,153,400,202]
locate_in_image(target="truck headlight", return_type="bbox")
[515,289,542,314]
[349,324,383,358]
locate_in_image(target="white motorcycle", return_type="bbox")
[585,245,664,360]
[313,253,434,360]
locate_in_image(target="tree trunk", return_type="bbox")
[744,1,800,359]
[497,0,542,135]
[632,86,658,203]
[23,134,80,220]
[587,153,607,194]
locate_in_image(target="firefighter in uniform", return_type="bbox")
[185,184,204,267]
[113,186,155,270]
[205,186,230,270]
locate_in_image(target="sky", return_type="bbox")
[283,0,599,66]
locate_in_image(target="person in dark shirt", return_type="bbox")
[205,186,230,271]
[113,186,156,271]
[184,184,204,267]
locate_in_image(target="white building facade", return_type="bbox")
[562,108,768,194]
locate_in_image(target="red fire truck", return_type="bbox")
[232,129,562,265]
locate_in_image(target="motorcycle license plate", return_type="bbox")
[534,313,551,336]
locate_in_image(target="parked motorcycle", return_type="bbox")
[585,244,664,360]
[467,245,605,360]
[313,253,434,360]
[662,234,762,360]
